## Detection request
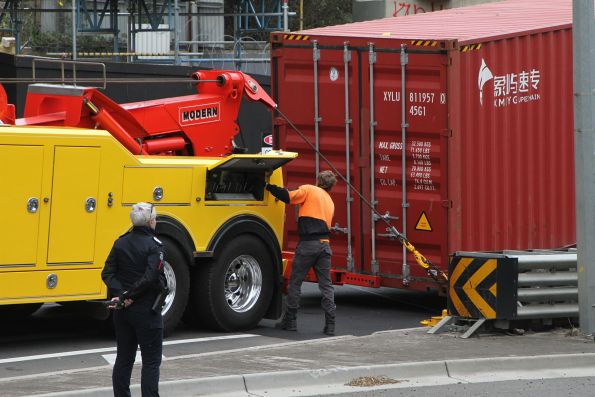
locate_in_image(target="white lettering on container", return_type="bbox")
[376,139,402,188]
[489,65,541,108]
[410,140,435,191]
[383,91,401,102]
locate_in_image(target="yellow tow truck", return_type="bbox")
[0,67,295,334]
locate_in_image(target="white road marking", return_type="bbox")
[102,352,166,366]
[260,355,318,364]
[165,335,356,362]
[102,352,140,366]
[0,334,258,365]
[0,335,358,383]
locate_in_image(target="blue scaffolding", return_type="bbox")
[1,0,287,67]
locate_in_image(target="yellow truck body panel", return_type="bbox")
[0,126,294,308]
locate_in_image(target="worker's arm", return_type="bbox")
[102,246,125,298]
[265,183,290,204]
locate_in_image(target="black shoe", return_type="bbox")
[275,308,297,331]
[323,313,335,336]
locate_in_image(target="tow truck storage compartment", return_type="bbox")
[205,153,295,201]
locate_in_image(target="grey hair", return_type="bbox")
[317,170,337,191]
[130,202,157,226]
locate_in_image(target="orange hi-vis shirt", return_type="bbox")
[289,184,335,240]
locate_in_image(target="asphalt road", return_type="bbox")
[0,283,445,381]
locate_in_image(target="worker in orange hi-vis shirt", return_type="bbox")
[265,170,338,336]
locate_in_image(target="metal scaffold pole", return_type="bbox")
[573,0,595,336]
[282,0,289,32]
[72,0,77,60]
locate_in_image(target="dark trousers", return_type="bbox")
[287,240,336,315]
[112,309,163,397]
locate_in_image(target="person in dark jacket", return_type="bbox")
[102,202,165,397]
[265,170,338,335]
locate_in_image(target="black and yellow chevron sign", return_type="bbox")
[410,40,438,47]
[460,43,482,52]
[448,255,517,320]
[283,34,310,41]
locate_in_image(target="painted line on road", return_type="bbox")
[164,335,357,362]
[0,365,112,384]
[102,352,169,367]
[373,326,427,334]
[0,334,258,365]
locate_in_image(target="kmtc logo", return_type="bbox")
[179,103,220,125]
[477,58,541,108]
[478,59,493,106]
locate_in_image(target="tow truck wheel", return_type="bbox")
[161,237,190,336]
[193,235,274,332]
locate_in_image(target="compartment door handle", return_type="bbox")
[27,197,39,213]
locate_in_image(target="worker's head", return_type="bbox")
[130,202,157,230]
[317,170,337,192]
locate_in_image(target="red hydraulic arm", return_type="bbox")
[6,70,275,157]
[0,84,15,125]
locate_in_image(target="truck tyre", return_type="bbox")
[193,235,274,331]
[161,237,190,336]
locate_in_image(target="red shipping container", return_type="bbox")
[271,0,576,293]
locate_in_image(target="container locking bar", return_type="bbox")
[400,44,411,285]
[369,42,379,275]
[313,41,321,176]
[343,42,354,271]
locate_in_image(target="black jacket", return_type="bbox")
[102,226,164,311]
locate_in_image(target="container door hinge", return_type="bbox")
[441,129,452,137]
[441,199,452,208]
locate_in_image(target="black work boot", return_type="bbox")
[276,308,297,331]
[323,312,335,336]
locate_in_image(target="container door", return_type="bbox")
[47,146,101,264]
[0,145,44,266]
[360,46,448,285]
[273,44,362,272]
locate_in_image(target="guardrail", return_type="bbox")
[512,250,578,319]
[428,249,578,338]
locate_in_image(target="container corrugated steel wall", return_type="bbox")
[272,0,577,291]
[449,28,575,253]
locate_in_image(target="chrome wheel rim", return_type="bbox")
[162,261,176,316]
[224,255,262,313]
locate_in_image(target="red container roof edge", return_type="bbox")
[297,0,576,45]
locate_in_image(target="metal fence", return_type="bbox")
[0,0,292,75]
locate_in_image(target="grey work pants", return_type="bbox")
[287,240,336,315]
